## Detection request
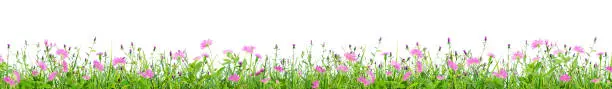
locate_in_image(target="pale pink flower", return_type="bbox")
[466,57,480,65]
[223,49,233,54]
[62,60,69,72]
[83,75,91,80]
[532,56,541,61]
[512,51,524,60]
[261,78,271,84]
[274,66,284,72]
[448,60,458,71]
[337,65,348,72]
[93,60,104,71]
[416,61,423,73]
[255,53,262,59]
[112,57,126,66]
[56,49,69,59]
[385,71,392,76]
[410,49,423,58]
[402,72,412,81]
[357,77,371,86]
[312,80,320,88]
[173,50,186,60]
[37,61,47,71]
[531,39,544,49]
[200,39,213,49]
[242,46,256,54]
[140,69,154,79]
[553,49,565,55]
[560,74,570,82]
[493,69,508,79]
[574,46,584,54]
[390,61,401,70]
[437,75,445,80]
[228,74,240,82]
[344,52,357,62]
[48,72,58,81]
[597,52,605,56]
[202,53,210,58]
[0,55,4,63]
[592,78,600,83]
[487,52,495,58]
[32,71,39,76]
[315,66,326,73]
[193,56,202,61]
[276,80,279,84]
[13,71,19,84]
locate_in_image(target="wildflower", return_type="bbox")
[597,52,604,56]
[385,71,392,76]
[62,60,69,72]
[173,50,186,60]
[574,46,584,54]
[493,69,508,79]
[312,80,320,88]
[32,71,39,76]
[83,75,91,80]
[3,76,14,86]
[200,39,213,49]
[276,80,279,84]
[532,56,541,61]
[410,49,423,59]
[140,69,154,79]
[202,53,210,58]
[488,52,495,58]
[606,66,612,72]
[437,75,445,80]
[390,61,401,70]
[344,52,357,62]
[592,78,600,83]
[223,49,233,54]
[242,46,255,54]
[56,49,69,59]
[13,71,19,84]
[193,56,202,61]
[274,66,284,72]
[228,74,240,82]
[0,55,4,63]
[261,78,270,84]
[560,74,570,82]
[466,57,480,65]
[253,68,265,76]
[94,60,104,71]
[315,66,326,73]
[255,53,262,59]
[48,72,58,81]
[512,51,524,60]
[357,77,372,86]
[416,61,423,73]
[37,61,47,71]
[337,65,348,72]
[553,49,565,55]
[112,57,126,66]
[402,72,412,81]
[531,39,544,49]
[381,52,390,56]
[448,60,458,71]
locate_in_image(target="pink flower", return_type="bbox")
[532,56,541,61]
[553,49,565,55]
[228,74,240,82]
[56,49,69,59]
[3,76,15,86]
[173,50,186,60]
[140,69,154,79]
[368,71,376,83]
[493,69,508,79]
[255,53,262,59]
[200,39,213,49]
[83,75,91,80]
[62,60,69,72]
[487,52,495,58]
[385,71,392,76]
[202,53,210,58]
[13,71,19,84]
[390,61,401,70]
[574,46,584,54]
[193,56,202,61]
[0,55,4,63]
[531,39,544,49]
[606,66,612,72]
[223,49,233,54]
[242,46,256,54]
[276,80,279,84]
[48,72,57,81]
[253,68,265,76]
[410,49,423,58]
[592,78,600,83]
[37,61,47,71]
[344,52,357,62]
[447,60,458,71]
[112,57,126,66]
[402,72,412,81]
[381,52,390,56]
[337,65,348,72]
[416,61,423,73]
[312,80,320,88]
[597,52,605,56]
[32,71,39,76]
[261,78,271,84]
[274,66,284,72]
[560,74,570,82]
[512,51,524,60]
[315,66,326,73]
[437,75,445,80]
[357,77,372,86]
[93,60,104,71]
[466,57,480,65]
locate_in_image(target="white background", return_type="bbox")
[1,0,611,61]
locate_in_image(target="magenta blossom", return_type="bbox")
[312,80,320,88]
[94,60,104,71]
[532,56,541,61]
[112,57,126,66]
[466,57,480,65]
[337,65,349,72]
[448,60,458,71]
[3,76,15,86]
[493,69,508,79]
[32,71,39,76]
[140,69,154,79]
[255,53,262,59]
[512,51,524,60]
[242,45,256,54]
[37,61,48,71]
[200,39,213,49]
[390,60,401,70]
[531,39,544,49]
[385,71,392,76]
[606,66,612,72]
[13,71,20,84]
[48,72,58,81]
[344,52,357,62]
[560,74,570,82]
[83,75,91,80]
[223,49,233,54]
[173,50,186,60]
[410,49,423,59]
[228,74,240,82]
[62,60,69,72]
[315,66,326,73]
[402,72,412,81]
[253,68,265,76]
[573,46,584,54]
[437,75,445,80]
[261,78,271,84]
[597,52,605,56]
[357,77,372,86]
[592,78,600,83]
[274,66,284,72]
[416,61,423,73]
[56,49,69,59]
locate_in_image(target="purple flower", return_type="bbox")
[56,49,69,59]
[531,39,544,49]
[448,60,458,71]
[315,66,326,73]
[337,65,349,72]
[255,53,262,59]
[410,49,423,59]
[574,46,584,54]
[512,51,524,60]
[83,75,91,80]
[261,78,271,84]
[3,76,15,86]
[173,50,186,60]
[416,61,423,73]
[390,61,401,70]
[466,57,480,65]
[94,60,104,71]
[606,66,612,72]
[37,61,47,71]
[62,60,69,72]
[228,74,240,82]
[493,69,508,79]
[48,72,57,81]
[344,52,357,62]
[312,80,320,88]
[488,52,495,58]
[200,39,213,49]
[242,46,256,54]
[402,72,412,81]
[140,69,154,79]
[112,57,126,66]
[274,66,284,72]
[437,75,445,80]
[560,74,571,82]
